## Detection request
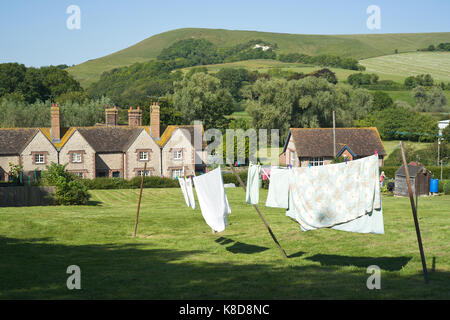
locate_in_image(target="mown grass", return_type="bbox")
[0,188,449,299]
[360,52,450,82]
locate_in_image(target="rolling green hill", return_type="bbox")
[67,28,450,87]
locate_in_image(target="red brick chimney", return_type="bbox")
[105,104,118,127]
[50,103,61,141]
[150,102,160,138]
[128,106,142,127]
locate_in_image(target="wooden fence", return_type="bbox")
[0,186,55,207]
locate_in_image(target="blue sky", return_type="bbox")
[1,0,449,67]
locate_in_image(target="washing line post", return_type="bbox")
[133,161,147,238]
[229,165,288,259]
[400,141,429,284]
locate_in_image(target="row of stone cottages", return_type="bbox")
[0,103,207,181]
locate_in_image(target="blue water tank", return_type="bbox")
[430,179,439,193]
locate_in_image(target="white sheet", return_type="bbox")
[193,167,231,232]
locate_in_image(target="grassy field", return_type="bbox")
[360,52,450,83]
[67,28,450,87]
[0,188,449,299]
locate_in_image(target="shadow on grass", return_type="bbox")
[306,254,412,271]
[214,237,269,254]
[225,242,269,254]
[0,236,448,299]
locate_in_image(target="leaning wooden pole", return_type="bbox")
[400,142,429,283]
[229,165,288,259]
[133,162,147,237]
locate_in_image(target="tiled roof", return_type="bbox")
[0,128,39,155]
[77,127,144,153]
[395,163,429,177]
[158,125,205,148]
[0,124,205,155]
[286,127,386,158]
[40,127,76,149]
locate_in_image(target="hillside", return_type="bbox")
[67,28,450,87]
[360,52,450,82]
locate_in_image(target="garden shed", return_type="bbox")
[394,162,432,197]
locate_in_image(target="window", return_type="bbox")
[137,170,150,177]
[112,171,121,178]
[34,153,45,164]
[96,171,107,177]
[73,172,84,178]
[172,169,183,178]
[71,153,82,163]
[139,151,149,161]
[173,150,182,160]
[309,157,324,166]
[290,151,295,166]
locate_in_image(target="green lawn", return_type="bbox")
[360,52,450,83]
[1,188,449,299]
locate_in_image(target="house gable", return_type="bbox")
[59,129,96,179]
[21,130,58,171]
[125,129,161,178]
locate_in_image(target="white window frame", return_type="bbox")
[309,157,324,166]
[139,151,149,161]
[172,169,183,178]
[137,170,150,177]
[73,172,84,178]
[71,153,82,163]
[35,154,45,164]
[290,151,295,166]
[173,150,183,160]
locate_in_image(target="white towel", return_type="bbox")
[193,167,231,232]
[246,164,260,205]
[265,167,290,209]
[185,176,196,209]
[178,177,190,207]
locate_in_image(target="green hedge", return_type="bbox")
[80,176,179,190]
[438,179,450,194]
[222,170,248,186]
[380,166,450,180]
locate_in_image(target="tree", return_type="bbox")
[442,125,450,143]
[371,91,393,111]
[244,77,352,142]
[356,105,438,142]
[308,68,338,84]
[214,68,253,101]
[172,73,234,129]
[412,86,448,112]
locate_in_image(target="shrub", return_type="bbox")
[42,163,90,205]
[222,170,248,186]
[443,181,450,195]
[81,176,179,190]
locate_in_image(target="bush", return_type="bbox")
[380,166,450,180]
[42,163,90,205]
[442,180,450,195]
[81,176,179,190]
[222,170,248,186]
